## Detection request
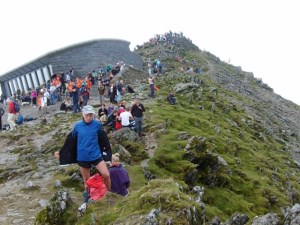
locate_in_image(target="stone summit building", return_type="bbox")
[0,39,143,97]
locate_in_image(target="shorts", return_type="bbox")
[77,157,103,168]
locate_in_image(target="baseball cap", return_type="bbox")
[82,105,95,114]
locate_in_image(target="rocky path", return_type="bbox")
[0,68,158,224]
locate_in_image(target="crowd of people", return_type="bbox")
[0,53,178,212]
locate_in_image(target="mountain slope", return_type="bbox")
[1,33,299,225]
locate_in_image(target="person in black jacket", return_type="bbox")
[98,104,108,118]
[109,82,117,104]
[0,104,5,131]
[54,128,112,164]
[131,98,145,137]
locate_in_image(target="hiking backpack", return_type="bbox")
[85,174,108,201]
[13,102,20,113]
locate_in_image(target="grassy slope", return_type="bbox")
[142,47,300,221]
[31,39,300,224]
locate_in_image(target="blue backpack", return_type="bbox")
[14,102,20,113]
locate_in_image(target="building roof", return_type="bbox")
[0,38,130,82]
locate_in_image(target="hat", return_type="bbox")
[82,105,95,114]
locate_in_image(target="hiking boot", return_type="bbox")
[78,202,87,217]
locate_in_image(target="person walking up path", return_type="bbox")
[131,98,145,137]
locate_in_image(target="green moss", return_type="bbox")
[121,141,148,162]
[61,178,83,192]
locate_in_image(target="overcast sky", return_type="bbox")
[0,0,299,105]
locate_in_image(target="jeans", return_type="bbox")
[50,93,56,105]
[82,95,89,106]
[73,100,81,113]
[134,116,143,137]
[150,84,155,97]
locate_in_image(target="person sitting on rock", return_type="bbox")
[108,153,130,196]
[167,92,176,105]
[60,99,73,111]
[15,112,24,125]
[98,104,108,118]
[119,107,133,128]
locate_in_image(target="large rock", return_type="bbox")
[173,82,199,93]
[34,190,72,225]
[109,127,140,143]
[251,213,279,225]
[184,136,231,188]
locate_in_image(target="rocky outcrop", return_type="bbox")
[184,136,231,188]
[34,190,72,225]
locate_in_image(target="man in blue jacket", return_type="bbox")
[72,105,111,191]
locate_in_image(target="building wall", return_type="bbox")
[49,39,143,76]
[0,39,143,97]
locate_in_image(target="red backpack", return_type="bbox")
[86,174,108,201]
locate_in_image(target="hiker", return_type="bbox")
[131,99,145,137]
[107,102,115,116]
[108,153,130,196]
[40,88,49,116]
[72,105,111,191]
[98,80,106,104]
[60,99,72,111]
[98,104,108,118]
[0,103,4,130]
[15,112,24,125]
[71,82,81,113]
[79,82,89,107]
[148,75,155,98]
[6,97,17,131]
[98,104,108,125]
[109,82,117,104]
[119,107,133,128]
[31,88,37,108]
[107,110,118,130]
[167,92,177,105]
